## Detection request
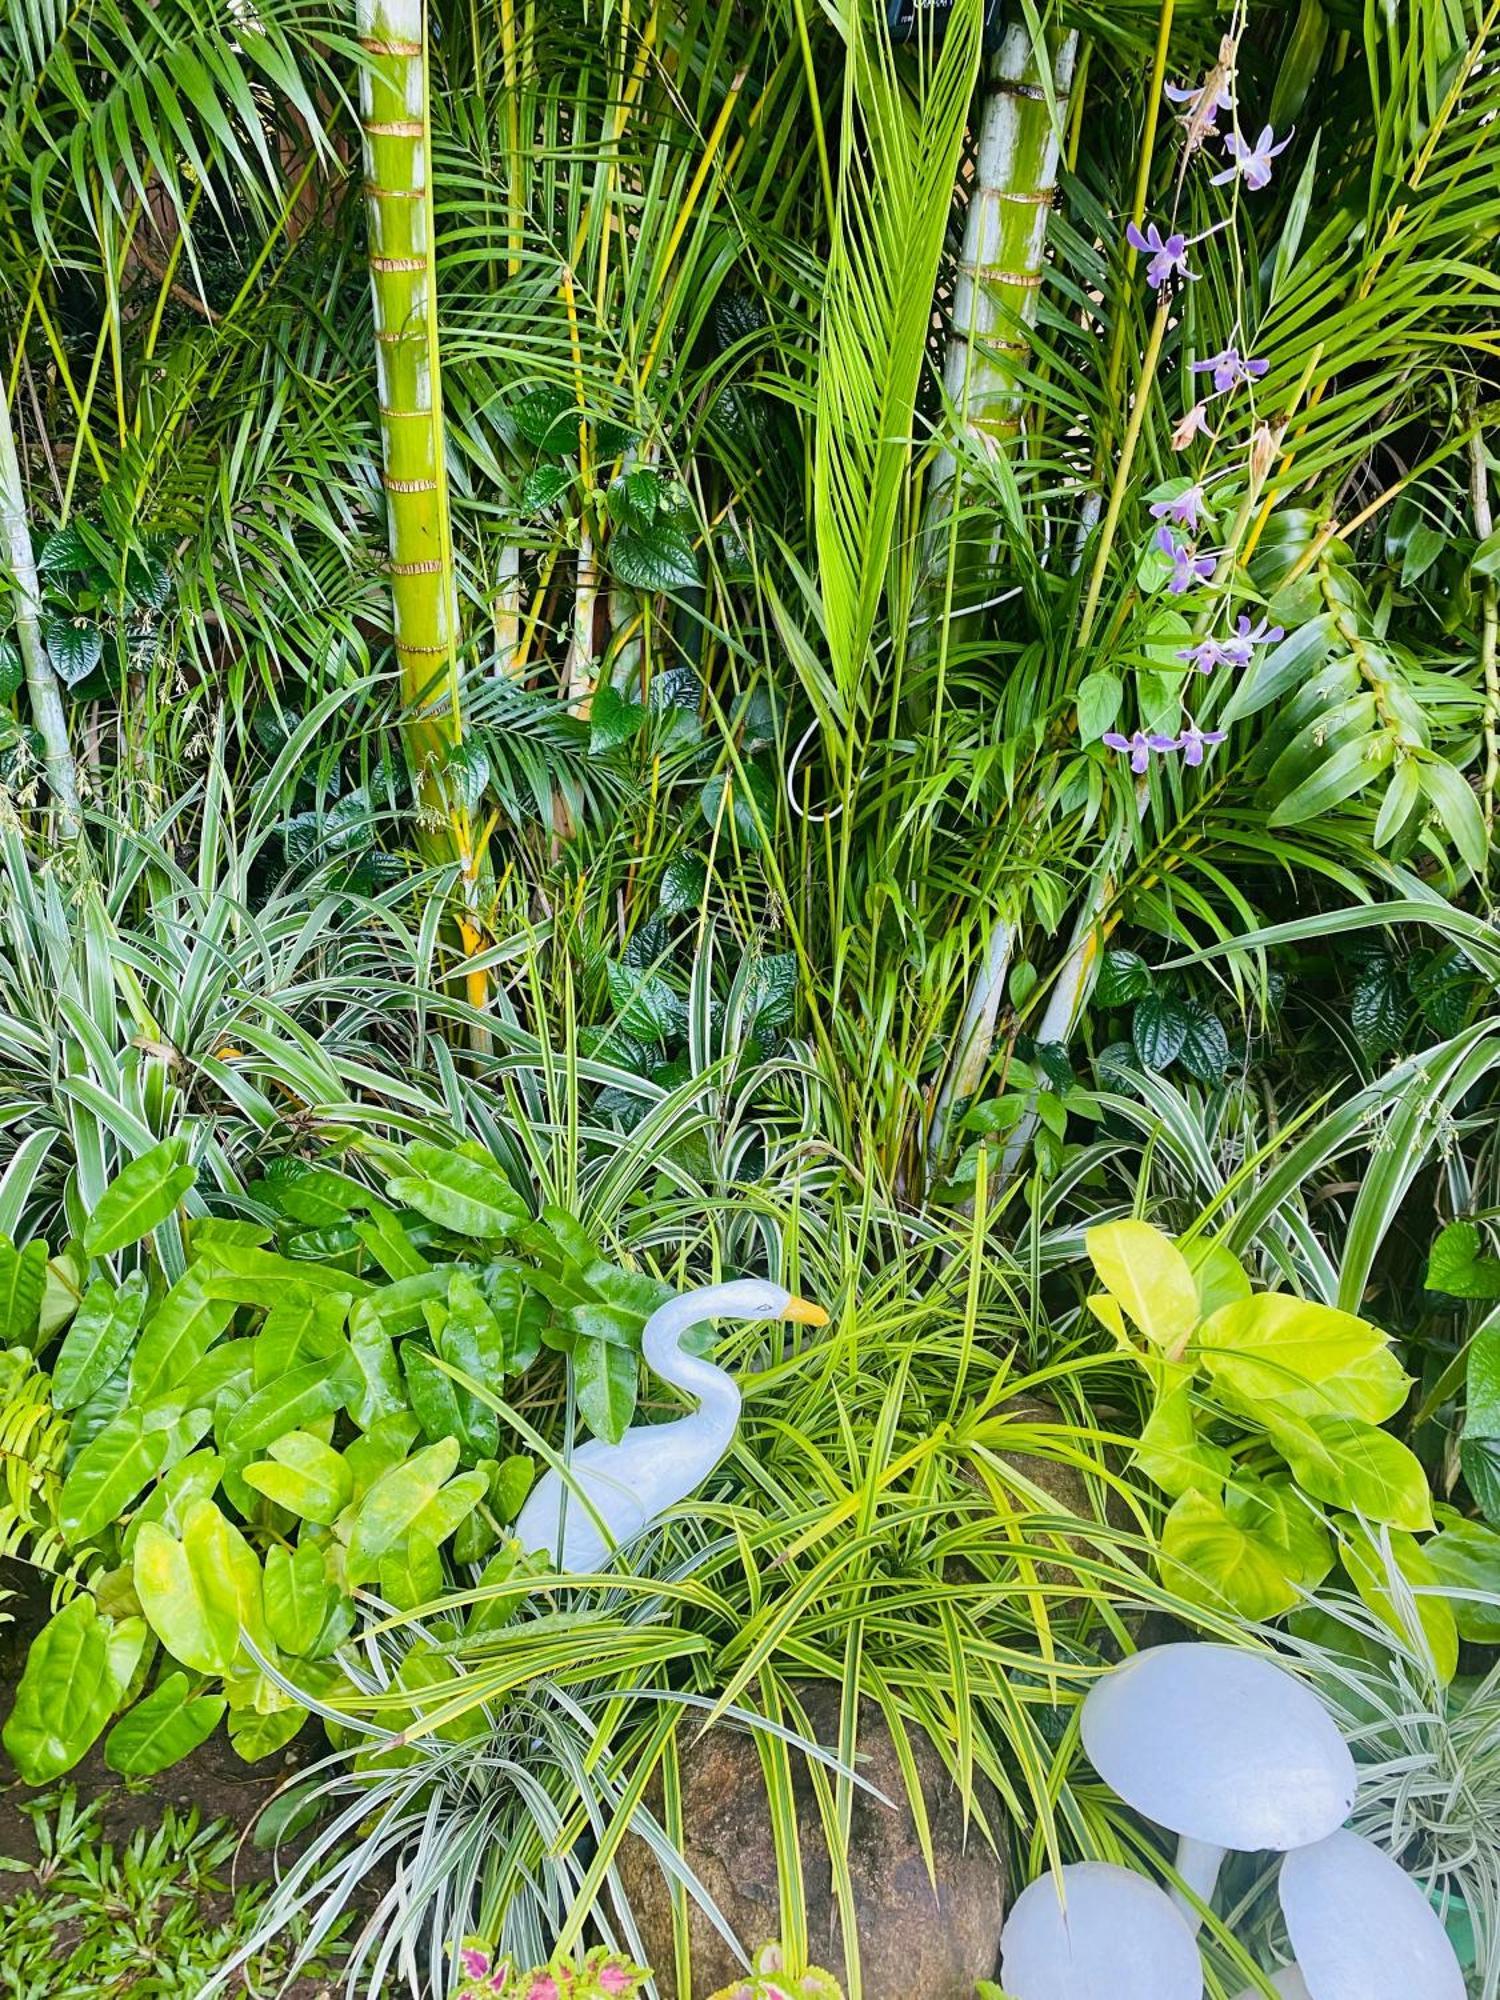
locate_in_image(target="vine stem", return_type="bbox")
[1077,301,1169,652]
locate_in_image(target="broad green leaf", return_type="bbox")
[195,1241,370,1306]
[1094,948,1151,1007]
[1425,1222,1500,1300]
[0,1236,48,1346]
[1131,993,1189,1072]
[130,1270,235,1403]
[347,1299,407,1428]
[252,1290,350,1385]
[222,1360,349,1462]
[227,1702,306,1763]
[478,1266,549,1376]
[609,517,698,592]
[1174,1002,1230,1083]
[52,1273,149,1410]
[1424,1519,1500,1643]
[344,1439,460,1586]
[344,1411,422,1499]
[1198,1293,1410,1423]
[1161,1487,1304,1621]
[379,1531,443,1611]
[104,1673,226,1775]
[59,1407,172,1544]
[1270,1412,1433,1529]
[122,1451,223,1554]
[243,1432,352,1525]
[1,1594,121,1782]
[1340,1520,1458,1684]
[1269,731,1395,826]
[574,1335,638,1442]
[1182,1237,1252,1318]
[134,1501,268,1674]
[385,1143,527,1240]
[1133,1377,1232,1500]
[84,1139,195,1257]
[410,1468,487,1547]
[37,1248,85,1342]
[1222,614,1335,723]
[1084,1220,1199,1353]
[264,1542,331,1655]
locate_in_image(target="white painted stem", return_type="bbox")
[1170,1834,1226,1932]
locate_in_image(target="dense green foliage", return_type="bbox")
[1,0,1498,1992]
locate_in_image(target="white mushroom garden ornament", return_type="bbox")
[514,1278,826,1572]
[1266,1827,1466,2000]
[1080,1644,1356,1927]
[1000,1861,1203,2000]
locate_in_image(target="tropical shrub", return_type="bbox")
[0,1129,685,1783]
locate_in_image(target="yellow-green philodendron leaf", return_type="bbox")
[1084,1220,1199,1353]
[1160,1486,1306,1621]
[1133,1374,1234,1499]
[133,1500,270,1675]
[1198,1293,1410,1424]
[1,1594,124,1782]
[1271,1413,1433,1531]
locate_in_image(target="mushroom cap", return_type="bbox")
[1000,1861,1202,2000]
[1278,1829,1466,2000]
[1081,1644,1356,1851]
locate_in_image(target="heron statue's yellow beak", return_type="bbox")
[781,1296,829,1326]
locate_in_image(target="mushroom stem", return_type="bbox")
[1171,1834,1227,1929]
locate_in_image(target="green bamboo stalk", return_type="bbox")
[925,24,1076,1171]
[0,368,82,840]
[927,24,1078,515]
[354,0,463,808]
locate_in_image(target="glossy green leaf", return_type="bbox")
[129,1270,236,1403]
[59,1407,172,1544]
[264,1542,331,1655]
[2,1594,123,1782]
[1085,1220,1199,1353]
[52,1273,149,1411]
[133,1500,267,1675]
[379,1531,443,1611]
[344,1438,460,1586]
[574,1335,638,1442]
[1161,1486,1304,1622]
[1198,1293,1410,1423]
[385,1142,528,1240]
[84,1139,195,1257]
[1271,1412,1433,1529]
[104,1673,226,1775]
[243,1431,352,1525]
[0,1236,48,1347]
[1426,1222,1500,1299]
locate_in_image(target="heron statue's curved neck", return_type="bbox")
[642,1285,746,1444]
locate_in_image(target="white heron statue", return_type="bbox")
[514,1278,827,1573]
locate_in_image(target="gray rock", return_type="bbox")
[614,1684,1006,2000]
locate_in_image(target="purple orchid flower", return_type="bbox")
[1177,633,1228,675]
[1154,523,1216,594]
[1220,613,1285,667]
[1150,483,1209,531]
[1164,73,1233,132]
[1177,721,1228,765]
[1211,124,1293,191]
[1126,220,1191,290]
[1104,728,1180,774]
[1191,346,1270,395]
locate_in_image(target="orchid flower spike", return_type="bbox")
[1150,484,1209,531]
[1212,124,1293,191]
[1192,346,1269,395]
[1177,634,1228,675]
[1177,721,1227,765]
[1126,220,1192,291]
[1104,729,1180,775]
[1220,613,1285,667]
[1165,71,1233,132]
[1154,524,1216,594]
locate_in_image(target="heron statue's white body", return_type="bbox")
[514,1279,825,1573]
